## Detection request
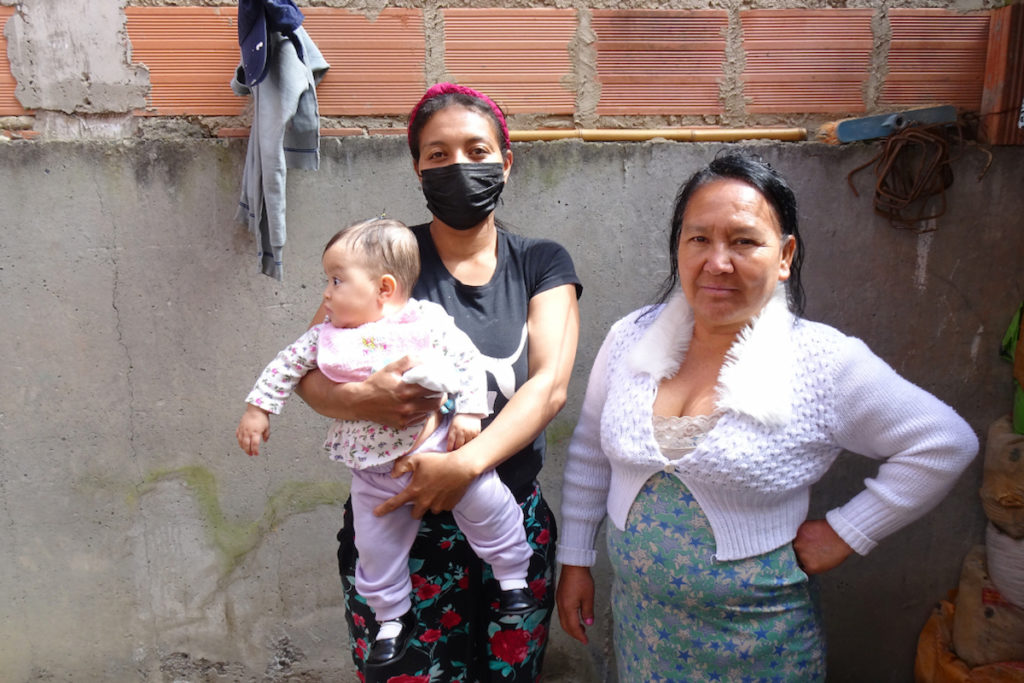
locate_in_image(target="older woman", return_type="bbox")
[555,153,977,681]
[298,83,580,682]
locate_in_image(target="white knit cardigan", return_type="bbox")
[557,289,978,565]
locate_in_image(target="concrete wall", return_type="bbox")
[1,135,1021,682]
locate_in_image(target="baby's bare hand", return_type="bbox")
[236,405,271,457]
[446,414,482,451]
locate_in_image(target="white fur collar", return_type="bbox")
[627,287,795,426]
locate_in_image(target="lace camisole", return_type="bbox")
[652,412,721,459]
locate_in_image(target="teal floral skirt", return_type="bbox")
[606,472,826,682]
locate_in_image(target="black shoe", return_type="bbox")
[498,587,538,616]
[366,610,416,668]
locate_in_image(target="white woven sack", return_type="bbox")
[987,522,1024,608]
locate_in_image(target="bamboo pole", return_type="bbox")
[216,127,808,142]
[510,128,807,142]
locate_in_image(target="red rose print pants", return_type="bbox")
[337,482,557,683]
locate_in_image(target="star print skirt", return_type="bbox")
[605,472,826,682]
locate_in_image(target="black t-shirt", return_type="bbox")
[411,223,581,493]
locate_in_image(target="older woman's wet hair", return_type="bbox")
[324,218,420,296]
[654,152,806,316]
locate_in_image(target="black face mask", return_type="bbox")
[419,162,506,230]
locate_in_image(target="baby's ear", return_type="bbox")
[379,274,399,299]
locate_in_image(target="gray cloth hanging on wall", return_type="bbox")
[232,23,328,280]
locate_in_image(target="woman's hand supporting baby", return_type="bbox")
[381,413,485,518]
[382,449,479,519]
[296,355,444,429]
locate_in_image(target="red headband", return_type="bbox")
[407,82,510,153]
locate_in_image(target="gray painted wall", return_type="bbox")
[1,136,1019,681]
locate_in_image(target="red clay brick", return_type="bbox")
[741,9,874,114]
[592,10,728,116]
[882,9,989,110]
[443,8,576,115]
[0,7,31,115]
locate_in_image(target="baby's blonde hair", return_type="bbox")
[323,218,420,295]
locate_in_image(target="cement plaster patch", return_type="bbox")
[565,8,599,127]
[34,110,139,139]
[5,0,149,114]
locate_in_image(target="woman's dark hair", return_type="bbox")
[407,91,510,162]
[652,151,806,316]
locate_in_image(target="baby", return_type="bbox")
[236,218,537,668]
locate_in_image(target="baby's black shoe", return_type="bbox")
[498,587,538,616]
[366,610,416,668]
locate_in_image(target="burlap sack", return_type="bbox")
[980,417,1024,538]
[952,546,1024,667]
[916,600,1024,682]
[987,522,1024,609]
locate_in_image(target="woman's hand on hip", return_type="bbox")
[374,449,477,518]
[793,519,854,575]
[556,564,595,645]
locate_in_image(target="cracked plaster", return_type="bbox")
[128,470,350,677]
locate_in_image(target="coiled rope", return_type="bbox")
[847,123,991,232]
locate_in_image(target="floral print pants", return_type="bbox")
[338,483,556,683]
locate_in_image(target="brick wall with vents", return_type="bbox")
[1,1,1018,142]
